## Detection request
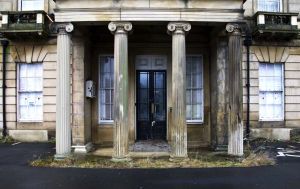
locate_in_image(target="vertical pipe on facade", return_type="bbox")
[1,40,9,137]
[244,36,252,139]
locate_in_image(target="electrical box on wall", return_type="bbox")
[85,80,96,98]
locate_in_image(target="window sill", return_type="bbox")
[18,120,43,123]
[187,121,204,125]
[259,119,284,122]
[99,121,114,124]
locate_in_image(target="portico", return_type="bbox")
[53,0,246,160]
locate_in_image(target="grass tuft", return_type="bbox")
[0,136,15,144]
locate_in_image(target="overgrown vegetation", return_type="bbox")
[291,135,300,143]
[0,136,15,143]
[30,147,275,169]
[30,137,284,169]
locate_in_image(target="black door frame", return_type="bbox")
[136,70,167,141]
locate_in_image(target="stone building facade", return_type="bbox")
[0,0,299,160]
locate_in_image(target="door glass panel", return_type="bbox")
[154,89,164,104]
[138,104,149,120]
[154,72,166,122]
[139,89,149,103]
[139,72,149,88]
[155,72,164,89]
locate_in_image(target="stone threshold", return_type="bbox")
[91,147,170,158]
[91,140,171,158]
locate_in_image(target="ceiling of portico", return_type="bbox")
[82,23,214,44]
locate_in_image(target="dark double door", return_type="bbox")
[136,71,166,140]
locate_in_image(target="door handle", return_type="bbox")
[151,121,156,127]
[151,102,155,114]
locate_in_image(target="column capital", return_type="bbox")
[226,23,242,36]
[108,22,133,34]
[167,22,191,35]
[52,23,74,34]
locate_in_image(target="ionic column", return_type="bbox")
[108,22,132,162]
[55,23,74,159]
[226,24,243,156]
[167,22,191,161]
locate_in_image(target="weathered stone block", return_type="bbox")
[9,130,48,142]
[251,128,291,141]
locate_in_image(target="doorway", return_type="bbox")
[136,56,167,140]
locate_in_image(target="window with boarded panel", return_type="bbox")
[18,63,43,122]
[259,63,284,121]
[19,0,44,11]
[186,55,204,123]
[98,56,114,123]
[258,0,282,12]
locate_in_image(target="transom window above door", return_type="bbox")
[258,0,282,12]
[19,0,44,11]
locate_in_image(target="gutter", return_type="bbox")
[244,36,252,139]
[1,39,9,137]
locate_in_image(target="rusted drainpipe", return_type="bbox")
[1,39,9,137]
[244,36,252,139]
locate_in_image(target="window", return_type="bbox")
[99,56,114,123]
[258,0,282,12]
[186,55,204,123]
[259,63,284,121]
[19,0,44,11]
[18,63,43,122]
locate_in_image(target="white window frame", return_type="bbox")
[186,55,204,124]
[259,62,284,121]
[17,63,43,122]
[18,0,45,11]
[257,0,283,12]
[98,55,114,124]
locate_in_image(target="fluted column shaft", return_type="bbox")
[55,23,74,159]
[167,22,191,160]
[226,24,243,156]
[108,22,132,161]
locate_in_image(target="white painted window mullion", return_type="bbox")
[258,0,282,12]
[259,63,284,121]
[18,63,43,122]
[20,0,44,11]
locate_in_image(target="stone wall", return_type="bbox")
[242,46,300,129]
[0,39,58,140]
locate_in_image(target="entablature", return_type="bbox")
[54,8,244,23]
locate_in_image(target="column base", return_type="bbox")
[54,153,70,160]
[169,155,190,162]
[228,152,244,157]
[214,145,228,152]
[72,142,93,154]
[111,156,132,162]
